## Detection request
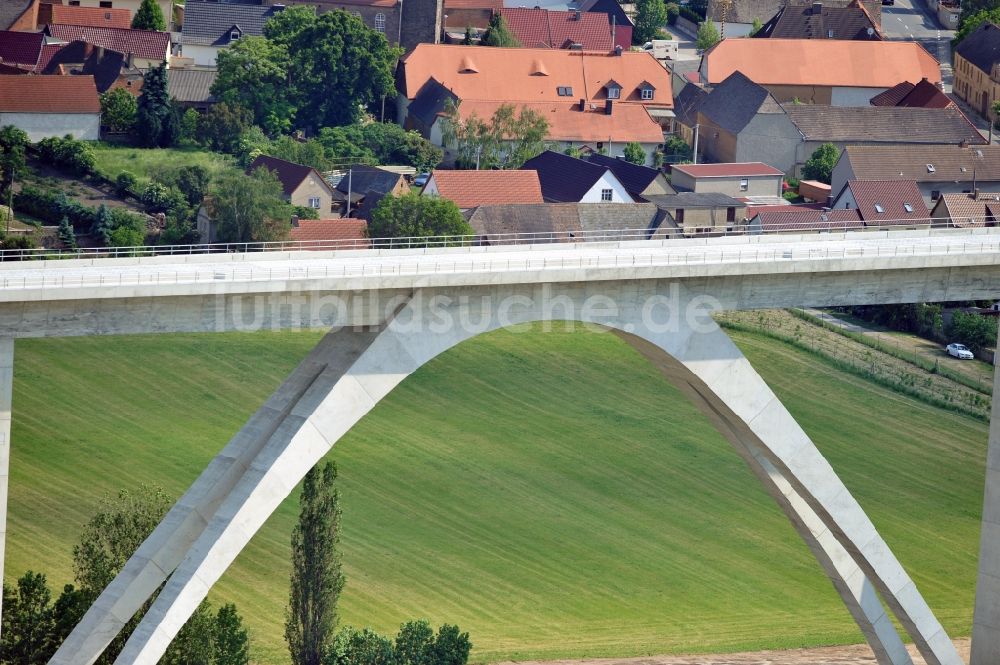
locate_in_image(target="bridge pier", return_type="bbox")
[971,321,1000,665]
[0,338,11,644]
[50,285,963,665]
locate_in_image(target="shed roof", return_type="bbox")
[290,219,370,246]
[425,170,544,208]
[48,4,132,28]
[783,104,985,144]
[840,145,1000,182]
[0,74,101,113]
[167,67,217,103]
[754,207,863,231]
[501,7,613,51]
[0,30,44,69]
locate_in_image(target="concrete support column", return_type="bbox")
[971,322,1000,665]
[0,338,11,644]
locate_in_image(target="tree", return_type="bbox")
[695,20,720,50]
[212,36,295,136]
[955,7,1000,44]
[801,142,839,184]
[633,0,668,44]
[199,102,253,154]
[0,125,29,206]
[58,215,76,250]
[481,13,520,46]
[134,63,179,148]
[286,462,346,665]
[1,571,56,664]
[622,142,646,165]
[462,26,474,44]
[266,10,402,132]
[750,16,763,35]
[213,604,250,665]
[368,192,472,240]
[100,88,138,134]
[131,0,166,30]
[993,100,1000,131]
[429,624,471,665]
[947,311,997,353]
[394,620,433,665]
[211,168,290,242]
[663,135,692,162]
[441,101,549,169]
[173,165,211,207]
[180,108,200,144]
[91,204,112,246]
[329,627,395,665]
[958,0,1000,31]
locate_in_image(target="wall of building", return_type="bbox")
[7,0,38,31]
[672,172,783,197]
[399,0,443,51]
[937,2,959,29]
[710,21,753,37]
[73,0,174,28]
[581,172,632,202]
[0,112,100,141]
[179,43,219,67]
[831,86,887,106]
[736,114,801,174]
[290,177,334,214]
[954,52,1000,124]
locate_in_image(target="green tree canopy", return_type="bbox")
[0,125,29,203]
[801,142,840,184]
[633,0,668,44]
[99,88,138,134]
[958,0,1000,28]
[696,20,720,50]
[481,13,520,46]
[947,311,997,353]
[622,142,646,165]
[368,192,471,240]
[133,63,179,148]
[132,0,166,31]
[954,7,1000,44]
[2,571,56,664]
[442,101,549,169]
[211,168,290,243]
[212,36,295,136]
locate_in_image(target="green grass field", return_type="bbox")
[4,326,987,663]
[89,143,241,187]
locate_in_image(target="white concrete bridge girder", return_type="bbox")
[51,283,962,665]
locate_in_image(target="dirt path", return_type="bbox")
[496,639,970,665]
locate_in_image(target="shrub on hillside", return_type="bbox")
[115,171,138,198]
[665,2,679,24]
[947,311,997,354]
[13,186,96,227]
[678,6,702,23]
[36,136,96,177]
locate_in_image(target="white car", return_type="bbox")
[946,343,975,359]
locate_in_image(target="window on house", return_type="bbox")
[874,203,884,213]
[100,1,113,7]
[903,203,914,213]
[739,178,749,191]
[607,86,620,99]
[640,87,653,100]
[726,207,735,222]
[68,1,80,5]
[601,188,613,201]
[675,208,685,223]
[931,190,941,200]
[557,86,573,96]
[374,12,386,31]
[309,197,321,208]
[230,30,241,41]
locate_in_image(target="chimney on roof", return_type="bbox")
[811,1,822,13]
[579,97,586,111]
[614,45,622,55]
[605,99,613,115]
[974,188,981,199]
[574,10,581,19]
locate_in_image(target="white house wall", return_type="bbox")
[0,112,100,142]
[581,172,632,202]
[180,43,221,67]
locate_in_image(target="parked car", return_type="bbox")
[414,172,430,188]
[946,343,974,359]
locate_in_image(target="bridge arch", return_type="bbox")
[51,283,963,665]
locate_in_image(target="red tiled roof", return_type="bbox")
[46,24,169,61]
[36,43,64,72]
[0,74,101,113]
[842,179,929,223]
[671,162,784,178]
[501,8,613,51]
[870,78,952,108]
[754,208,862,232]
[445,0,502,8]
[0,30,44,68]
[290,219,370,247]
[425,170,544,208]
[50,5,132,28]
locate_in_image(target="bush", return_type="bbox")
[947,311,997,354]
[36,136,97,176]
[115,171,138,198]
[141,182,172,212]
[13,186,96,227]
[665,2,680,25]
[679,6,702,22]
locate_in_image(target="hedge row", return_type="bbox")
[14,186,96,228]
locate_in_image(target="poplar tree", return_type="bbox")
[286,462,345,665]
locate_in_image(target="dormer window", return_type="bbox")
[230,28,241,41]
[605,80,621,99]
[638,81,655,100]
[556,86,573,96]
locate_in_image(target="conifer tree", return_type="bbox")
[132,0,166,31]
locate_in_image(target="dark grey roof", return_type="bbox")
[697,70,785,134]
[585,153,675,198]
[42,40,129,93]
[0,0,33,30]
[408,77,457,128]
[521,150,612,202]
[577,0,633,27]
[783,104,987,145]
[182,1,285,46]
[168,67,217,103]
[672,82,707,127]
[467,203,660,239]
[577,203,661,232]
[645,192,745,208]
[754,2,880,39]
[336,165,405,196]
[707,0,880,27]
[956,22,1000,75]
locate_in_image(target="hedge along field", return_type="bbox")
[4,325,987,663]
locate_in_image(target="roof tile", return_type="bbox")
[49,5,132,29]
[46,24,170,61]
[0,30,44,69]
[425,170,544,207]
[841,145,1000,182]
[248,156,333,198]
[841,179,929,222]
[671,162,784,178]
[783,104,985,145]
[289,219,369,246]
[0,74,101,113]
[501,8,613,51]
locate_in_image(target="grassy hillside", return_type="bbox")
[5,326,987,663]
[89,143,240,188]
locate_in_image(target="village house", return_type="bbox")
[40,40,145,94]
[289,218,370,248]
[45,24,171,68]
[645,192,747,236]
[499,8,613,51]
[753,0,881,40]
[179,1,285,67]
[264,0,442,50]
[829,179,930,225]
[39,4,133,29]
[931,191,1000,227]
[748,208,863,233]
[706,0,880,37]
[584,153,675,201]
[831,145,1000,206]
[870,78,954,109]
[670,162,784,198]
[397,45,672,166]
[468,202,663,242]
[247,156,336,214]
[953,22,1000,126]
[0,74,101,140]
[521,151,633,203]
[336,165,410,219]
[421,170,544,211]
[700,38,940,106]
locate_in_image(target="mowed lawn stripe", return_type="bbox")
[4,325,986,663]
